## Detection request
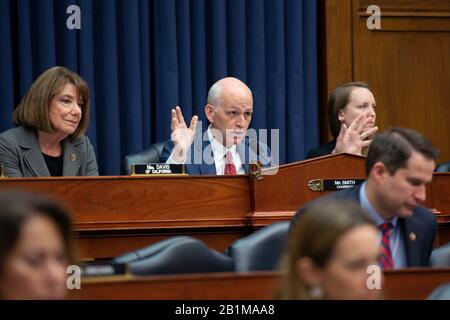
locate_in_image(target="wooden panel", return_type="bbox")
[427,173,450,246]
[358,0,450,16]
[427,173,450,214]
[321,0,354,140]
[323,0,450,162]
[324,0,354,94]
[69,269,450,300]
[2,157,450,260]
[384,268,450,300]
[0,175,251,230]
[353,0,450,163]
[252,153,366,225]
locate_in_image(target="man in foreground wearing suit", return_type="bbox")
[292,127,438,268]
[162,77,270,175]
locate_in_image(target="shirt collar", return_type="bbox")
[207,125,237,161]
[360,181,398,228]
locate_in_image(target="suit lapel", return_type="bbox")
[401,217,421,267]
[350,184,363,201]
[355,182,420,267]
[18,127,50,177]
[62,138,83,176]
[198,136,216,175]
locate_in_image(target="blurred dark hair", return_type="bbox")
[0,190,74,277]
[366,127,438,176]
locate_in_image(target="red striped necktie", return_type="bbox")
[224,151,237,175]
[379,222,394,269]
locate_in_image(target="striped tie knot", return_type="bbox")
[379,222,394,269]
[380,222,393,237]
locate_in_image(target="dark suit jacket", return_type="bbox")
[0,126,99,177]
[306,140,336,159]
[161,130,271,175]
[291,184,437,267]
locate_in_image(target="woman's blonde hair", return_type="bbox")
[277,200,374,299]
[12,66,90,138]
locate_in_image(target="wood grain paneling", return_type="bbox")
[323,0,450,162]
[324,0,354,92]
[69,268,450,300]
[358,0,450,16]
[0,175,251,230]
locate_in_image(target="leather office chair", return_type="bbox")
[225,222,290,272]
[114,236,234,275]
[122,140,168,175]
[427,283,450,300]
[435,161,450,172]
[430,242,450,267]
[112,236,188,265]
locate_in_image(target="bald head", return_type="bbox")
[207,77,253,107]
[205,77,254,147]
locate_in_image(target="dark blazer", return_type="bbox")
[305,140,336,159]
[291,184,437,267]
[0,126,99,177]
[161,130,271,175]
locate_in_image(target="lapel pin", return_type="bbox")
[409,232,416,241]
[70,153,77,162]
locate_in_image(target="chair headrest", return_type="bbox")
[427,283,450,300]
[112,236,192,264]
[430,242,450,267]
[225,222,290,271]
[436,161,450,172]
[128,237,235,275]
[121,140,168,175]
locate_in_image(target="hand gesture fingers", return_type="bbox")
[360,126,378,140]
[189,115,199,131]
[169,106,199,160]
[175,106,186,127]
[338,122,347,138]
[361,140,372,148]
[348,112,369,133]
[171,107,180,131]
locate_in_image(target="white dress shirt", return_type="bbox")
[207,127,245,175]
[166,126,246,175]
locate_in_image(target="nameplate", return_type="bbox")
[131,163,185,175]
[81,263,127,277]
[308,179,365,192]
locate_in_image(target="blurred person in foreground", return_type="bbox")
[278,200,381,300]
[0,190,74,299]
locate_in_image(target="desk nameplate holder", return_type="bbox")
[308,178,365,192]
[131,163,186,176]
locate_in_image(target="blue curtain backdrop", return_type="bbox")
[0,0,319,175]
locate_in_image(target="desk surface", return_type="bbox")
[69,268,450,300]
